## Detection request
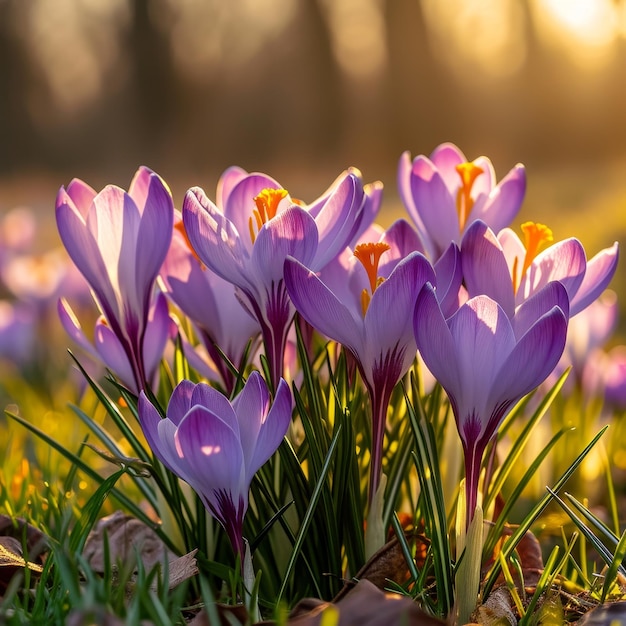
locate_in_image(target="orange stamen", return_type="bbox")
[512,221,554,294]
[455,162,484,230]
[354,242,390,315]
[175,221,204,268]
[248,188,288,243]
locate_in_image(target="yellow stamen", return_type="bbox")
[512,221,554,293]
[248,188,288,243]
[354,242,390,315]
[455,162,484,230]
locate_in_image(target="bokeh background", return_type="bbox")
[1,0,625,319]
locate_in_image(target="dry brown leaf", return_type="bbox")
[0,516,47,593]
[287,579,445,626]
[187,603,249,626]
[151,549,199,591]
[471,585,516,626]
[333,532,429,601]
[84,510,177,573]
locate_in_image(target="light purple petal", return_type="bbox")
[461,220,516,317]
[569,242,619,316]
[365,252,435,360]
[251,206,318,283]
[473,164,525,233]
[128,166,155,211]
[491,306,568,408]
[310,172,364,268]
[142,292,175,383]
[190,382,239,434]
[397,152,423,235]
[414,283,462,403]
[512,281,569,340]
[433,242,463,318]
[134,172,174,312]
[167,380,197,425]
[182,187,250,288]
[57,298,100,362]
[378,219,424,277]
[284,256,362,351]
[94,319,136,391]
[175,406,245,507]
[223,173,285,248]
[517,238,586,305]
[232,371,270,466]
[411,157,459,258]
[429,143,466,191]
[65,179,97,217]
[216,166,248,209]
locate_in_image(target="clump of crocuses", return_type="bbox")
[138,371,292,562]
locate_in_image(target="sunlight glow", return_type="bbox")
[319,0,388,81]
[421,0,527,79]
[531,0,621,70]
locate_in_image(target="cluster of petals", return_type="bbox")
[414,281,570,523]
[398,142,526,260]
[181,166,381,386]
[138,371,292,559]
[55,166,175,393]
[461,220,619,319]
[160,213,261,391]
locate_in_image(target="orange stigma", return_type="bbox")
[354,242,390,315]
[249,188,288,243]
[455,162,484,230]
[175,221,204,267]
[512,221,554,293]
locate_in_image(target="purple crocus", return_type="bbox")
[56,167,174,392]
[138,372,292,561]
[461,220,619,318]
[160,215,261,392]
[182,168,375,389]
[284,221,439,505]
[414,281,569,527]
[398,143,526,261]
[58,291,175,392]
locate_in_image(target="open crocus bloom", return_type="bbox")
[182,168,375,389]
[161,214,261,392]
[398,142,526,261]
[285,220,439,505]
[56,166,174,392]
[138,371,292,561]
[461,220,619,318]
[414,281,569,527]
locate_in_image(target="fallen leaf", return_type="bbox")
[84,510,177,573]
[0,516,47,593]
[333,532,429,601]
[288,579,445,626]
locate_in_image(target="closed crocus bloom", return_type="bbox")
[58,291,176,393]
[138,372,292,561]
[414,281,569,528]
[461,220,619,319]
[285,220,439,507]
[398,143,526,261]
[182,168,373,389]
[56,167,174,392]
[161,215,261,393]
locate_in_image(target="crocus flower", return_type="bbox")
[138,371,292,561]
[398,143,526,261]
[160,215,261,392]
[56,167,174,392]
[414,281,569,527]
[182,168,376,389]
[461,220,619,318]
[59,291,176,393]
[284,220,439,505]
